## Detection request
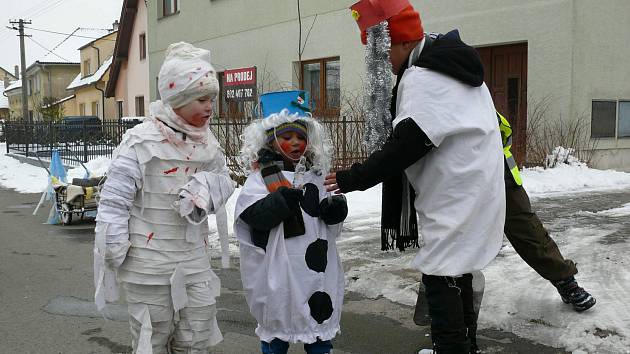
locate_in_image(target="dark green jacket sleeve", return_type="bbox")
[336,118,434,193]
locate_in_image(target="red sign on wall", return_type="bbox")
[223,67,257,102]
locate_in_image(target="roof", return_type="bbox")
[42,95,75,109]
[78,30,118,50]
[66,56,113,90]
[25,61,80,74]
[0,66,17,80]
[4,80,22,92]
[0,82,8,108]
[106,0,139,97]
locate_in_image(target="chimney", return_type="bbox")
[14,65,19,79]
[112,20,119,32]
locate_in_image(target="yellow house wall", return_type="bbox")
[73,70,117,121]
[79,32,117,77]
[6,90,21,119]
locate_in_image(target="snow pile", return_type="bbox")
[594,202,630,217]
[522,165,630,198]
[544,146,586,168]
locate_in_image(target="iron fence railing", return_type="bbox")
[4,115,368,181]
[208,114,368,183]
[3,120,138,166]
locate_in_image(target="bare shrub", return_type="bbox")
[526,96,598,167]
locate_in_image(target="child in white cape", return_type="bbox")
[235,91,348,354]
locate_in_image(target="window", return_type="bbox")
[591,99,630,139]
[300,57,340,117]
[27,79,32,95]
[591,101,616,138]
[619,101,630,138]
[139,33,146,60]
[91,101,99,117]
[135,96,145,116]
[117,101,124,119]
[162,0,178,17]
[79,103,86,116]
[83,59,91,77]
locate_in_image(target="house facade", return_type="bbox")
[4,80,22,120]
[106,0,150,119]
[147,0,630,171]
[0,81,9,119]
[66,31,118,121]
[24,61,80,121]
[0,65,18,86]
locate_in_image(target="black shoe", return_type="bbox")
[553,276,596,312]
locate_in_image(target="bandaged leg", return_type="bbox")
[124,282,175,354]
[170,281,223,353]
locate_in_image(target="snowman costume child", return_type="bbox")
[93,42,234,354]
[235,91,347,354]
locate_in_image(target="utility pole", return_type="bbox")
[9,19,32,122]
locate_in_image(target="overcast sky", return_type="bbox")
[0,0,123,77]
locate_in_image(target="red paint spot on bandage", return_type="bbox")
[164,167,179,174]
[146,232,154,244]
[185,167,190,173]
[169,82,175,89]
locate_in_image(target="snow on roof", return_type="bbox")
[0,82,8,108]
[42,95,76,109]
[66,56,113,90]
[4,80,22,92]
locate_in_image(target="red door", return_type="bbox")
[477,43,528,166]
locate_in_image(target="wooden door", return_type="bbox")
[477,43,528,165]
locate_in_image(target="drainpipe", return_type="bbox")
[95,84,106,120]
[89,43,105,120]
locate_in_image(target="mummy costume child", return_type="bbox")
[93,42,234,354]
[235,90,347,354]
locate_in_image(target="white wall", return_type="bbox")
[147,0,630,169]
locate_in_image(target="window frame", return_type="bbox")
[590,99,630,139]
[299,56,340,118]
[618,100,630,138]
[117,100,124,119]
[139,33,146,60]
[83,59,91,77]
[135,96,145,117]
[91,101,99,117]
[161,0,179,17]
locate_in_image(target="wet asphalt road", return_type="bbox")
[7,187,625,353]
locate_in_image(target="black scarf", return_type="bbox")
[380,54,420,252]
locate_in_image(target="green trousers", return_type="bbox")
[504,176,578,282]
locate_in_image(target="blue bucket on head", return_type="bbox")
[259,90,311,118]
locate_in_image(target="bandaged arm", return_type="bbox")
[96,146,142,268]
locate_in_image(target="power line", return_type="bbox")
[43,28,79,59]
[24,26,115,41]
[27,36,70,62]
[29,0,65,20]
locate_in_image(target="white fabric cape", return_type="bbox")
[393,66,506,276]
[234,170,344,344]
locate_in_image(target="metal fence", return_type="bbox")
[209,114,368,183]
[3,120,136,166]
[3,115,368,180]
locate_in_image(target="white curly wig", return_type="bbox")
[240,109,333,175]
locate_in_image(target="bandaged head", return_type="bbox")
[157,42,219,109]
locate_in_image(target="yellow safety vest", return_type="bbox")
[497,112,523,186]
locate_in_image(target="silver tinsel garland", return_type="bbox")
[363,21,393,153]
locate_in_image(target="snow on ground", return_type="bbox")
[2,143,630,352]
[521,164,630,198]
